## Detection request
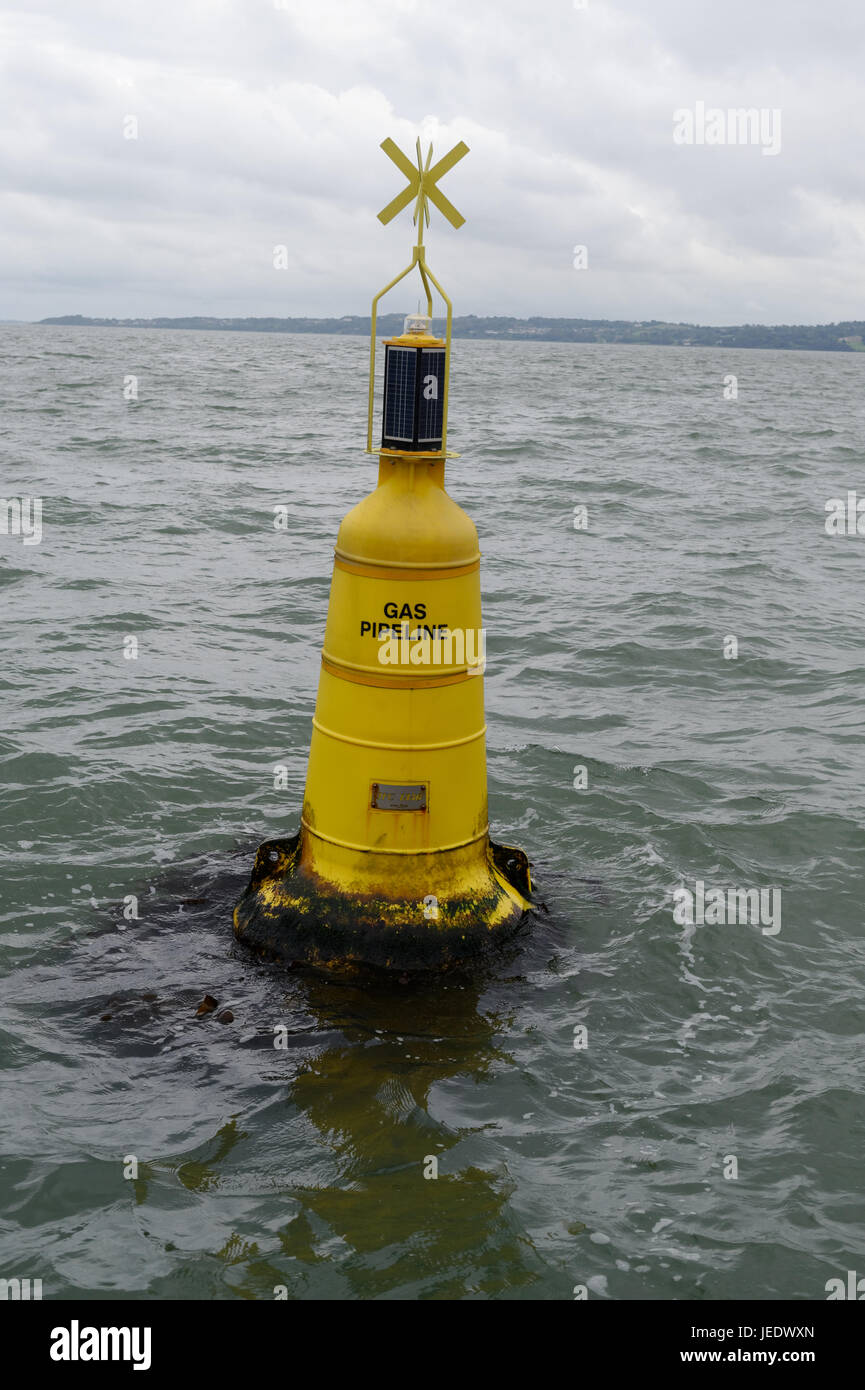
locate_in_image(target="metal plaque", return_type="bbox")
[371,782,428,811]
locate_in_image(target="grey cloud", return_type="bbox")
[1,0,864,323]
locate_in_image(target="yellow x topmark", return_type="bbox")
[377,137,469,230]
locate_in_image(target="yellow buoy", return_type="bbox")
[234,137,532,971]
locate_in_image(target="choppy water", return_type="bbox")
[1,324,863,1301]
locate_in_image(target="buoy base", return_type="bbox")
[232,829,532,973]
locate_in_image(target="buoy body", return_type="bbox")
[234,339,530,969]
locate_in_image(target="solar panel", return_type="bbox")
[418,349,445,444]
[381,344,445,451]
[383,347,417,444]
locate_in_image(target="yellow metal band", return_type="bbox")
[371,448,462,461]
[302,819,489,856]
[378,449,442,459]
[312,716,486,752]
[321,653,475,688]
[334,546,480,577]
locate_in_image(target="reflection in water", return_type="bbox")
[277,970,542,1299]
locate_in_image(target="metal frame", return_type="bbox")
[366,137,468,460]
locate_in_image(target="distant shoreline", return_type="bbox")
[34,313,865,352]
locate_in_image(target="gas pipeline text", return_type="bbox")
[359,601,450,641]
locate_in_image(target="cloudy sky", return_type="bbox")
[2,0,864,325]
